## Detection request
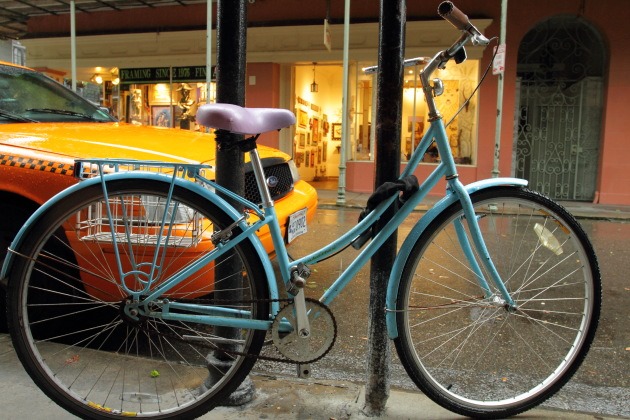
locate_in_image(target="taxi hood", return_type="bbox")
[0,122,287,164]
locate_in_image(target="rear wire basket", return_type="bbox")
[73,160,213,248]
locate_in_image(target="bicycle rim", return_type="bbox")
[395,187,601,418]
[7,179,269,419]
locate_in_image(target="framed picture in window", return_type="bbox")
[312,117,319,144]
[332,123,342,140]
[297,109,309,129]
[151,106,171,127]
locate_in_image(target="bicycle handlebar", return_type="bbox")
[362,2,490,76]
[438,1,470,31]
[438,1,490,46]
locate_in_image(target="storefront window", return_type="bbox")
[348,59,480,165]
[291,58,479,181]
[292,63,345,181]
[351,62,374,161]
[12,42,26,66]
[118,81,215,129]
[118,66,216,130]
[401,59,479,165]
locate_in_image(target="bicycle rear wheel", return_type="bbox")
[6,178,269,419]
[394,187,601,418]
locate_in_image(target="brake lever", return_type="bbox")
[471,32,491,46]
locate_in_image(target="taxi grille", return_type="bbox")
[244,158,294,204]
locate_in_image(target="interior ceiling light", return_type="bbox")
[310,62,318,93]
[111,67,119,85]
[92,74,103,84]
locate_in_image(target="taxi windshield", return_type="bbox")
[0,64,116,123]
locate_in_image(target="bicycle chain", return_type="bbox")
[131,296,338,365]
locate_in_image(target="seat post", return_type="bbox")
[248,147,274,208]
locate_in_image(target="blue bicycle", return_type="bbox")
[2,2,600,419]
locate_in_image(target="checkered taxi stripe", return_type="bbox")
[0,154,74,175]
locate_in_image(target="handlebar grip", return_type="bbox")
[438,1,472,31]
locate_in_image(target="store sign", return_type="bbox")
[119,66,217,84]
[324,19,332,52]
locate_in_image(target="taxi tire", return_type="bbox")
[0,201,38,334]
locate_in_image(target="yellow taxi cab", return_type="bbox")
[0,61,317,327]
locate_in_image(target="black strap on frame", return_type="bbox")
[351,174,419,249]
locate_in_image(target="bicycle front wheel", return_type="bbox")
[394,187,601,418]
[6,178,270,419]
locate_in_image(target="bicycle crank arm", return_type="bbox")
[293,289,311,337]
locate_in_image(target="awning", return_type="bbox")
[0,0,207,39]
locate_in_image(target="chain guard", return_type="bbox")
[271,297,337,364]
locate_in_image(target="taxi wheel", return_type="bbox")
[0,202,36,333]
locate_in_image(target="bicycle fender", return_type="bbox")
[385,177,528,339]
[0,172,278,302]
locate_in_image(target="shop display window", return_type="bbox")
[292,64,344,182]
[119,81,216,130]
[399,59,479,165]
[291,59,480,181]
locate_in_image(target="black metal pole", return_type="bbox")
[214,0,247,325]
[364,0,406,415]
[214,0,247,340]
[216,0,247,172]
[211,0,253,405]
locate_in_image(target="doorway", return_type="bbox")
[515,16,605,201]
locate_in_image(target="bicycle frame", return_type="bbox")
[181,117,522,336]
[1,16,527,341]
[103,121,524,336]
[271,117,524,325]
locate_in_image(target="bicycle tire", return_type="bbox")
[6,178,270,419]
[394,186,601,418]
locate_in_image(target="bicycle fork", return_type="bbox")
[449,178,517,311]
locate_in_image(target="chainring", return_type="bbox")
[271,297,337,364]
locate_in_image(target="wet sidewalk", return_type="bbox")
[0,334,620,420]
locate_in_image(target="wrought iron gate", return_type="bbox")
[514,16,605,201]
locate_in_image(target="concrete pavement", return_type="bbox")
[0,333,621,419]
